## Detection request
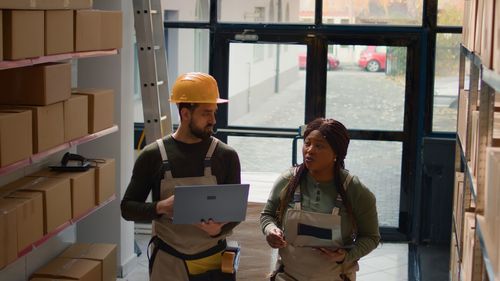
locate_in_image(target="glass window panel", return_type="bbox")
[322,0,422,25]
[433,33,461,132]
[134,29,209,124]
[228,43,306,128]
[345,140,402,227]
[218,0,313,24]
[437,0,464,26]
[326,45,407,131]
[230,135,402,227]
[228,136,293,202]
[163,0,210,22]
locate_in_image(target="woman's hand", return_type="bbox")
[266,227,287,248]
[316,247,347,263]
[195,219,227,237]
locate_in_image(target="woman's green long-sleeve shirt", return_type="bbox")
[260,168,380,263]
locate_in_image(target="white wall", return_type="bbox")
[76,0,136,277]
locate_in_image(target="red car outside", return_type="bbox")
[358,46,387,72]
[298,52,340,70]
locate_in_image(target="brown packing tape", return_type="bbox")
[3,177,49,198]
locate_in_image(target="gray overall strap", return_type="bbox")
[332,174,353,215]
[292,167,302,210]
[203,138,218,176]
[156,139,168,161]
[156,138,173,179]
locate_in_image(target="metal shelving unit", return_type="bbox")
[452,44,499,281]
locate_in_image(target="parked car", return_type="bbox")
[298,52,340,70]
[358,46,387,72]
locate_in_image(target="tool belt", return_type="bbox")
[149,236,236,281]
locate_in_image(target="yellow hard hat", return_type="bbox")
[169,72,228,104]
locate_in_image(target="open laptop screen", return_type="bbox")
[172,184,250,224]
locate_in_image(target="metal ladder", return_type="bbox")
[132,0,172,235]
[132,0,172,145]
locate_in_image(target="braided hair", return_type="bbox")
[277,118,352,226]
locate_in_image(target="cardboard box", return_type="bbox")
[474,0,484,54]
[461,212,476,281]
[6,103,65,153]
[15,176,71,234]
[101,11,122,50]
[59,243,117,281]
[31,257,101,281]
[93,159,115,204]
[470,110,480,176]
[480,0,495,68]
[457,90,469,150]
[0,62,71,106]
[75,10,122,52]
[45,10,74,55]
[494,0,500,73]
[0,110,32,167]
[450,235,460,281]
[0,199,18,269]
[74,10,100,52]
[462,0,472,49]
[4,191,43,251]
[485,148,500,243]
[73,89,114,133]
[30,169,95,219]
[455,172,465,251]
[0,10,3,61]
[64,95,88,141]
[0,0,92,9]
[2,10,44,60]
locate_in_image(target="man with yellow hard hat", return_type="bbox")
[121,72,241,280]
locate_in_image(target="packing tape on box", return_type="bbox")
[4,177,49,198]
[30,0,36,8]
[76,244,92,258]
[60,258,78,274]
[64,0,69,7]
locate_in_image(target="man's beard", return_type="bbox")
[189,120,214,139]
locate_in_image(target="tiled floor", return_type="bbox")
[118,232,408,281]
[118,172,409,281]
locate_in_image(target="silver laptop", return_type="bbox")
[172,184,250,224]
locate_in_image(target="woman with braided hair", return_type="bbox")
[260,118,380,281]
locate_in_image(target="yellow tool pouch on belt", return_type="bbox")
[185,250,223,275]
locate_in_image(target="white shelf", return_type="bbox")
[0,49,119,71]
[0,125,119,177]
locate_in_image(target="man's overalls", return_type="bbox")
[274,171,359,281]
[148,138,235,281]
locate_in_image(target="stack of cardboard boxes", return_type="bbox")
[0,158,116,269]
[0,0,122,169]
[0,61,116,165]
[0,0,122,60]
[462,0,499,73]
[31,243,117,281]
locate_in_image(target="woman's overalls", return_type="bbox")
[274,173,359,281]
[148,138,235,281]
